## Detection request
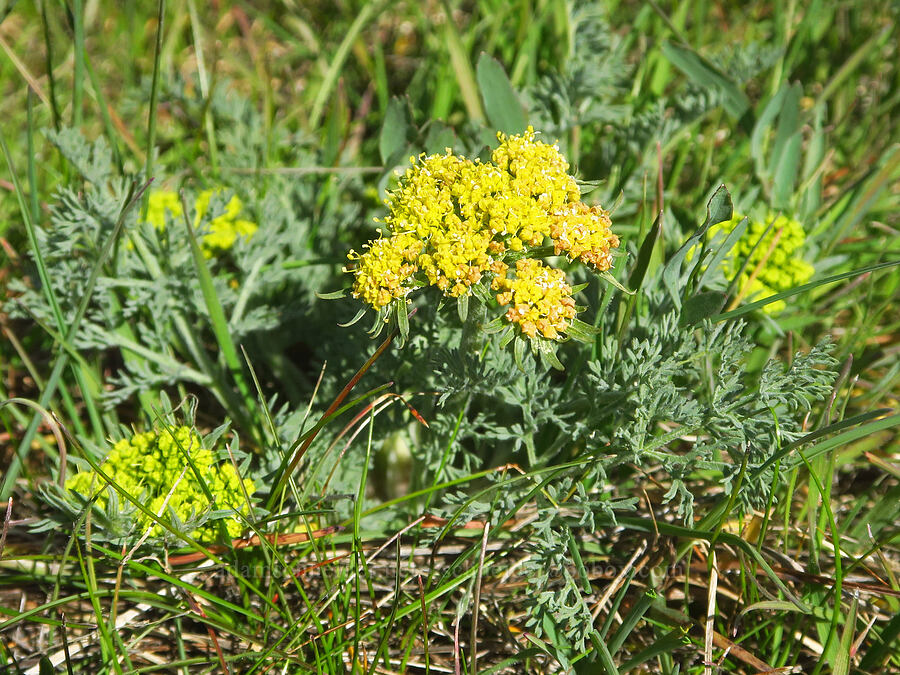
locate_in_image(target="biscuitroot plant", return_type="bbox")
[689,210,815,314]
[38,413,256,546]
[342,127,621,368]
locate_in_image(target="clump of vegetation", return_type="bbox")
[143,188,258,257]
[63,425,255,541]
[693,211,815,314]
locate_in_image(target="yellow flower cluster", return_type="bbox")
[143,189,258,257]
[711,213,814,314]
[67,426,255,540]
[347,127,619,339]
[493,258,577,339]
[550,201,617,270]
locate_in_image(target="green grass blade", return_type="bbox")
[71,0,85,128]
[178,193,259,439]
[308,0,380,129]
[440,0,484,123]
[144,0,165,186]
[607,588,657,655]
[39,0,61,131]
[712,259,900,321]
[660,40,750,119]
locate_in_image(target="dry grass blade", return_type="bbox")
[470,519,490,675]
[705,548,718,674]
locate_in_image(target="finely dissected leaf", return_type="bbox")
[476,53,527,134]
[11,4,900,671]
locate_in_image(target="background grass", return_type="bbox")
[1,1,898,673]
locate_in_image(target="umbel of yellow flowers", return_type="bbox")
[346,128,619,340]
[67,426,255,540]
[143,189,258,257]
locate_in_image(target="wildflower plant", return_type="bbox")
[41,422,255,544]
[692,211,814,314]
[344,127,619,367]
[143,188,259,258]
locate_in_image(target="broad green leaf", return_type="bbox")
[799,103,826,218]
[770,83,802,180]
[627,210,662,293]
[457,291,469,323]
[771,83,803,207]
[681,291,727,325]
[661,41,750,119]
[476,53,527,134]
[379,97,410,164]
[773,132,802,208]
[423,120,459,154]
[663,185,732,309]
[751,83,788,179]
